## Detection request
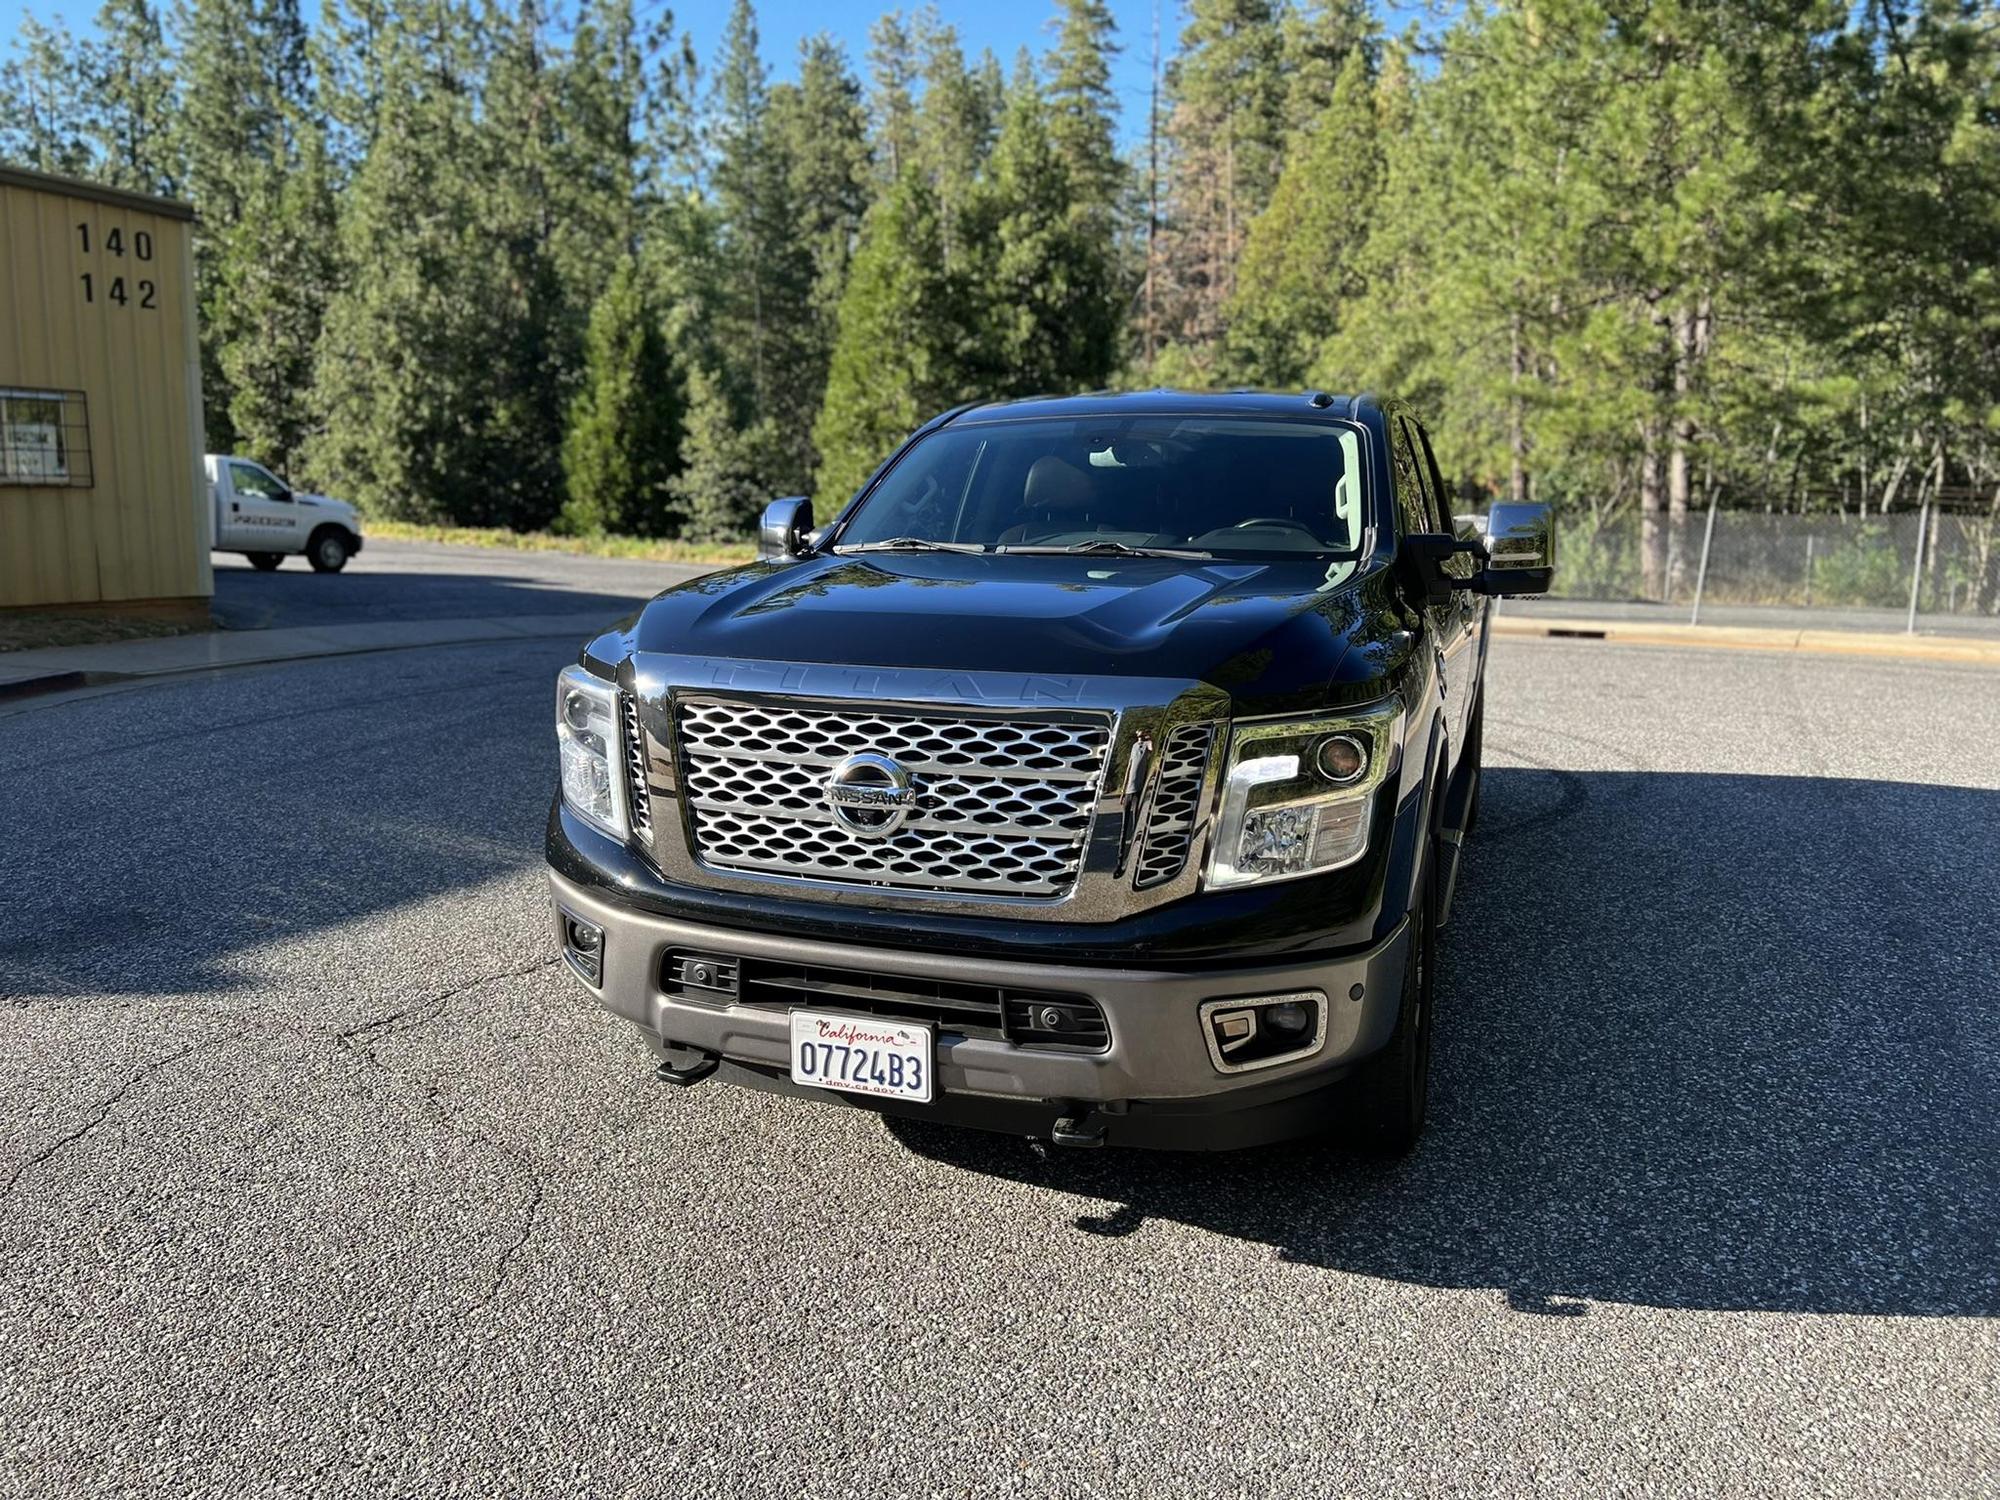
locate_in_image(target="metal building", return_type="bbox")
[0,164,208,618]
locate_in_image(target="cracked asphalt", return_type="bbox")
[1,619,1996,1498]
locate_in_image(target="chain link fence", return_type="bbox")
[1550,506,2000,618]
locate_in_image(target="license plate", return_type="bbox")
[789,1009,933,1104]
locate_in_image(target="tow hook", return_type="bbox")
[1051,1111,1107,1149]
[654,1048,719,1087]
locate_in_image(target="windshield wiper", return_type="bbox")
[997,539,1215,560]
[837,536,989,555]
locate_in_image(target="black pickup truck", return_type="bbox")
[547,391,1553,1153]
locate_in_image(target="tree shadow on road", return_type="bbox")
[0,641,566,1000]
[208,564,664,632]
[888,768,2000,1318]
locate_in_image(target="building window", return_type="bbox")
[0,387,93,488]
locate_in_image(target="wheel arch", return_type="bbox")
[1376,705,1449,943]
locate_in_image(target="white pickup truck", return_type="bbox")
[205,454,364,573]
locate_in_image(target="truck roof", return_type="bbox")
[941,390,1384,427]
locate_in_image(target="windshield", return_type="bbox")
[834,416,1369,558]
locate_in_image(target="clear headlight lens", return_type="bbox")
[1207,698,1403,889]
[556,665,629,840]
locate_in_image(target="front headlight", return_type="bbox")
[1207,698,1403,889]
[556,665,629,840]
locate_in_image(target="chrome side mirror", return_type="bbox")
[758,496,813,561]
[1481,501,1554,596]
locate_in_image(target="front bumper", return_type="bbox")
[549,868,1411,1149]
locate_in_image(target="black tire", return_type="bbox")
[246,552,284,572]
[1349,840,1439,1157]
[307,528,351,574]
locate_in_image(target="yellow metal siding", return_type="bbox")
[0,172,208,608]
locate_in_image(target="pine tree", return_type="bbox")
[554,0,644,285]
[1225,47,1378,386]
[218,118,334,475]
[865,11,919,184]
[709,0,780,407]
[770,35,872,484]
[971,65,1119,397]
[705,0,818,494]
[306,0,510,522]
[85,0,179,193]
[1044,0,1122,210]
[1152,0,1287,362]
[174,0,314,450]
[0,18,95,179]
[773,36,870,328]
[1277,0,1372,141]
[475,0,575,527]
[912,15,994,268]
[672,364,772,540]
[560,256,682,535]
[812,169,970,504]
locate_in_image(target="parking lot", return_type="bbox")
[2,549,1996,1497]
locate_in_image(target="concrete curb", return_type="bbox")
[0,610,621,705]
[1491,614,2000,666]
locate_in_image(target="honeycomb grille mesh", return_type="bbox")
[621,694,653,840]
[1133,724,1214,889]
[675,698,1109,897]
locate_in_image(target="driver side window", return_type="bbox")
[230,462,289,502]
[1388,416,1433,537]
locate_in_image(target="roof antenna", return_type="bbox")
[1305,390,1335,409]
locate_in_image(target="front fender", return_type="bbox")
[1379,705,1447,932]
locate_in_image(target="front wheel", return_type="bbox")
[307,528,351,573]
[246,552,283,572]
[1347,844,1438,1157]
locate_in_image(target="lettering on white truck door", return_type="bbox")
[226,461,303,550]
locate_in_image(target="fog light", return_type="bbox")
[559,910,604,986]
[1199,992,1326,1073]
[1264,1000,1312,1036]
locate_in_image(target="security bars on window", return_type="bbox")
[0,387,92,488]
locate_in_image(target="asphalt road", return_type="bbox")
[1,610,1996,1495]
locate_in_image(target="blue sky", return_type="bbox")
[2,0,1431,151]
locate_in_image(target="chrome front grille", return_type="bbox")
[675,698,1110,898]
[1133,724,1214,888]
[621,693,653,840]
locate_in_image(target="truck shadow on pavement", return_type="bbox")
[888,767,2000,1319]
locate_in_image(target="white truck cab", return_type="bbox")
[205,454,364,573]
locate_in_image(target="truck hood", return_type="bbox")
[297,493,359,526]
[618,552,1411,711]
